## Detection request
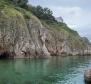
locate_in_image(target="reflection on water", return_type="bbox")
[0,56,91,84]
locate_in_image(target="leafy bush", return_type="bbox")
[15,7,31,19]
[3,0,28,8]
[27,5,57,22]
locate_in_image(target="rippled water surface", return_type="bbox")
[0,56,91,84]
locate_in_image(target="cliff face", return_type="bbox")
[0,5,90,58]
[0,6,51,58]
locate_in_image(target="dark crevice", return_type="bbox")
[0,52,11,59]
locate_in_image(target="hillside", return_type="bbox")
[0,0,90,58]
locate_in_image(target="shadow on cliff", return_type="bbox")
[0,46,15,59]
[0,52,10,59]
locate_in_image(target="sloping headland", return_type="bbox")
[0,0,90,58]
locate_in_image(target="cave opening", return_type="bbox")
[0,52,10,59]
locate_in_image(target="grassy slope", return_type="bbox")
[0,0,42,27]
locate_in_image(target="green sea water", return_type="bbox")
[0,56,91,84]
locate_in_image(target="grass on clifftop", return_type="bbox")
[0,0,42,29]
[2,6,23,17]
[41,20,79,37]
[0,1,23,18]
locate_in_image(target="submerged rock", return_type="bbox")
[84,69,91,84]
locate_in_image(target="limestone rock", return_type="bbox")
[84,69,91,84]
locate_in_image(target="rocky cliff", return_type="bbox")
[56,16,64,23]
[0,2,90,59]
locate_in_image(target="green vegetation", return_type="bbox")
[4,0,28,8]
[15,7,32,19]
[27,5,57,22]
[2,6,23,17]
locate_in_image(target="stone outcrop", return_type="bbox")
[56,16,64,23]
[84,69,91,84]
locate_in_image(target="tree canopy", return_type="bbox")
[9,0,28,8]
[28,5,56,22]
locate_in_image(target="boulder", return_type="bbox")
[84,69,91,84]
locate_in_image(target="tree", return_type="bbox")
[36,6,44,19]
[43,8,53,15]
[10,0,28,8]
[43,7,55,21]
[28,5,56,22]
